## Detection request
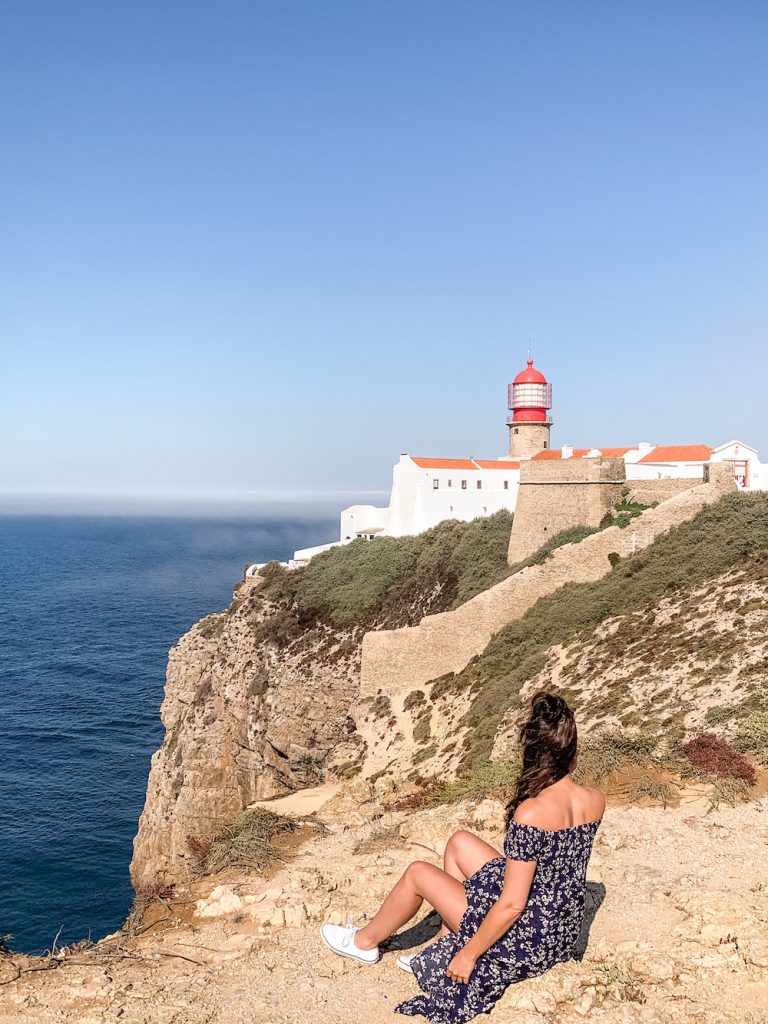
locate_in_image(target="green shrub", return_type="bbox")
[413,742,438,765]
[627,776,674,808]
[733,710,768,766]
[572,731,658,785]
[428,757,522,806]
[412,712,432,744]
[403,690,426,711]
[258,511,514,628]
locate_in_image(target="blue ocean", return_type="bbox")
[0,512,335,954]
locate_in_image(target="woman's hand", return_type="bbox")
[446,947,477,984]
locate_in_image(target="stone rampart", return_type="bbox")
[360,465,736,696]
[626,477,705,505]
[507,457,626,565]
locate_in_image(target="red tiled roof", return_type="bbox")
[532,449,591,460]
[411,457,478,470]
[598,447,634,458]
[473,459,520,470]
[638,444,712,464]
[410,457,520,471]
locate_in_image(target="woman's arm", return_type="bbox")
[445,856,536,983]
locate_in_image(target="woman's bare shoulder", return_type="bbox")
[576,783,607,818]
[512,798,543,826]
[514,785,605,829]
[512,796,561,829]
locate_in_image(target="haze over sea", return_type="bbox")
[0,508,340,953]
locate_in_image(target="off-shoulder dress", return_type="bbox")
[395,816,602,1023]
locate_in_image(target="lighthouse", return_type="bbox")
[506,358,553,459]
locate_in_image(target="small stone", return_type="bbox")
[284,904,307,927]
[700,922,739,946]
[573,987,596,1016]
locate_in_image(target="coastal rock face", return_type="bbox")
[130,580,364,888]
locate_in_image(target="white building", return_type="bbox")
[341,456,519,540]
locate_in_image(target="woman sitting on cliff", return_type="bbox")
[320,691,605,1023]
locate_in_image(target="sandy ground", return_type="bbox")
[2,787,767,1024]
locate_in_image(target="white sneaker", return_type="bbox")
[320,923,380,965]
[396,953,417,973]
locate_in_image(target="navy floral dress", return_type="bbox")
[395,817,602,1023]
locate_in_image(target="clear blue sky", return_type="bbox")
[2,1,766,501]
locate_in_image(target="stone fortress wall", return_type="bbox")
[360,462,736,697]
[625,477,707,505]
[507,456,627,565]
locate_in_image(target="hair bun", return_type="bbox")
[531,691,566,725]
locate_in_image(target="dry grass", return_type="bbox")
[707,776,752,810]
[353,822,403,856]
[625,775,676,808]
[187,808,298,875]
[123,884,176,939]
[598,962,646,1003]
[572,731,658,786]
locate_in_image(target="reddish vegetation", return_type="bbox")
[683,733,757,786]
[186,834,213,858]
[385,782,440,812]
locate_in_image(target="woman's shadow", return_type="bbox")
[571,882,606,960]
[382,882,606,959]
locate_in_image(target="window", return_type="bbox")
[476,480,482,490]
[433,478,439,489]
[514,427,519,434]
[543,441,548,448]
[461,480,467,489]
[447,479,452,487]
[503,480,509,490]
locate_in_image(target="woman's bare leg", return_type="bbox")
[354,861,467,951]
[438,830,501,936]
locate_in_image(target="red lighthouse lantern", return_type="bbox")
[508,358,552,422]
[506,358,553,459]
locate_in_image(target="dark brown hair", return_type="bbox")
[505,691,577,827]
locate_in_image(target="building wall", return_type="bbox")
[340,504,389,541]
[626,461,707,481]
[508,421,551,460]
[359,467,737,697]
[361,456,520,538]
[507,457,626,565]
[711,442,766,491]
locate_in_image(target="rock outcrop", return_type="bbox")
[130,581,364,888]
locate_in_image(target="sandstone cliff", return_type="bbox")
[131,513,515,888]
[130,583,365,888]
